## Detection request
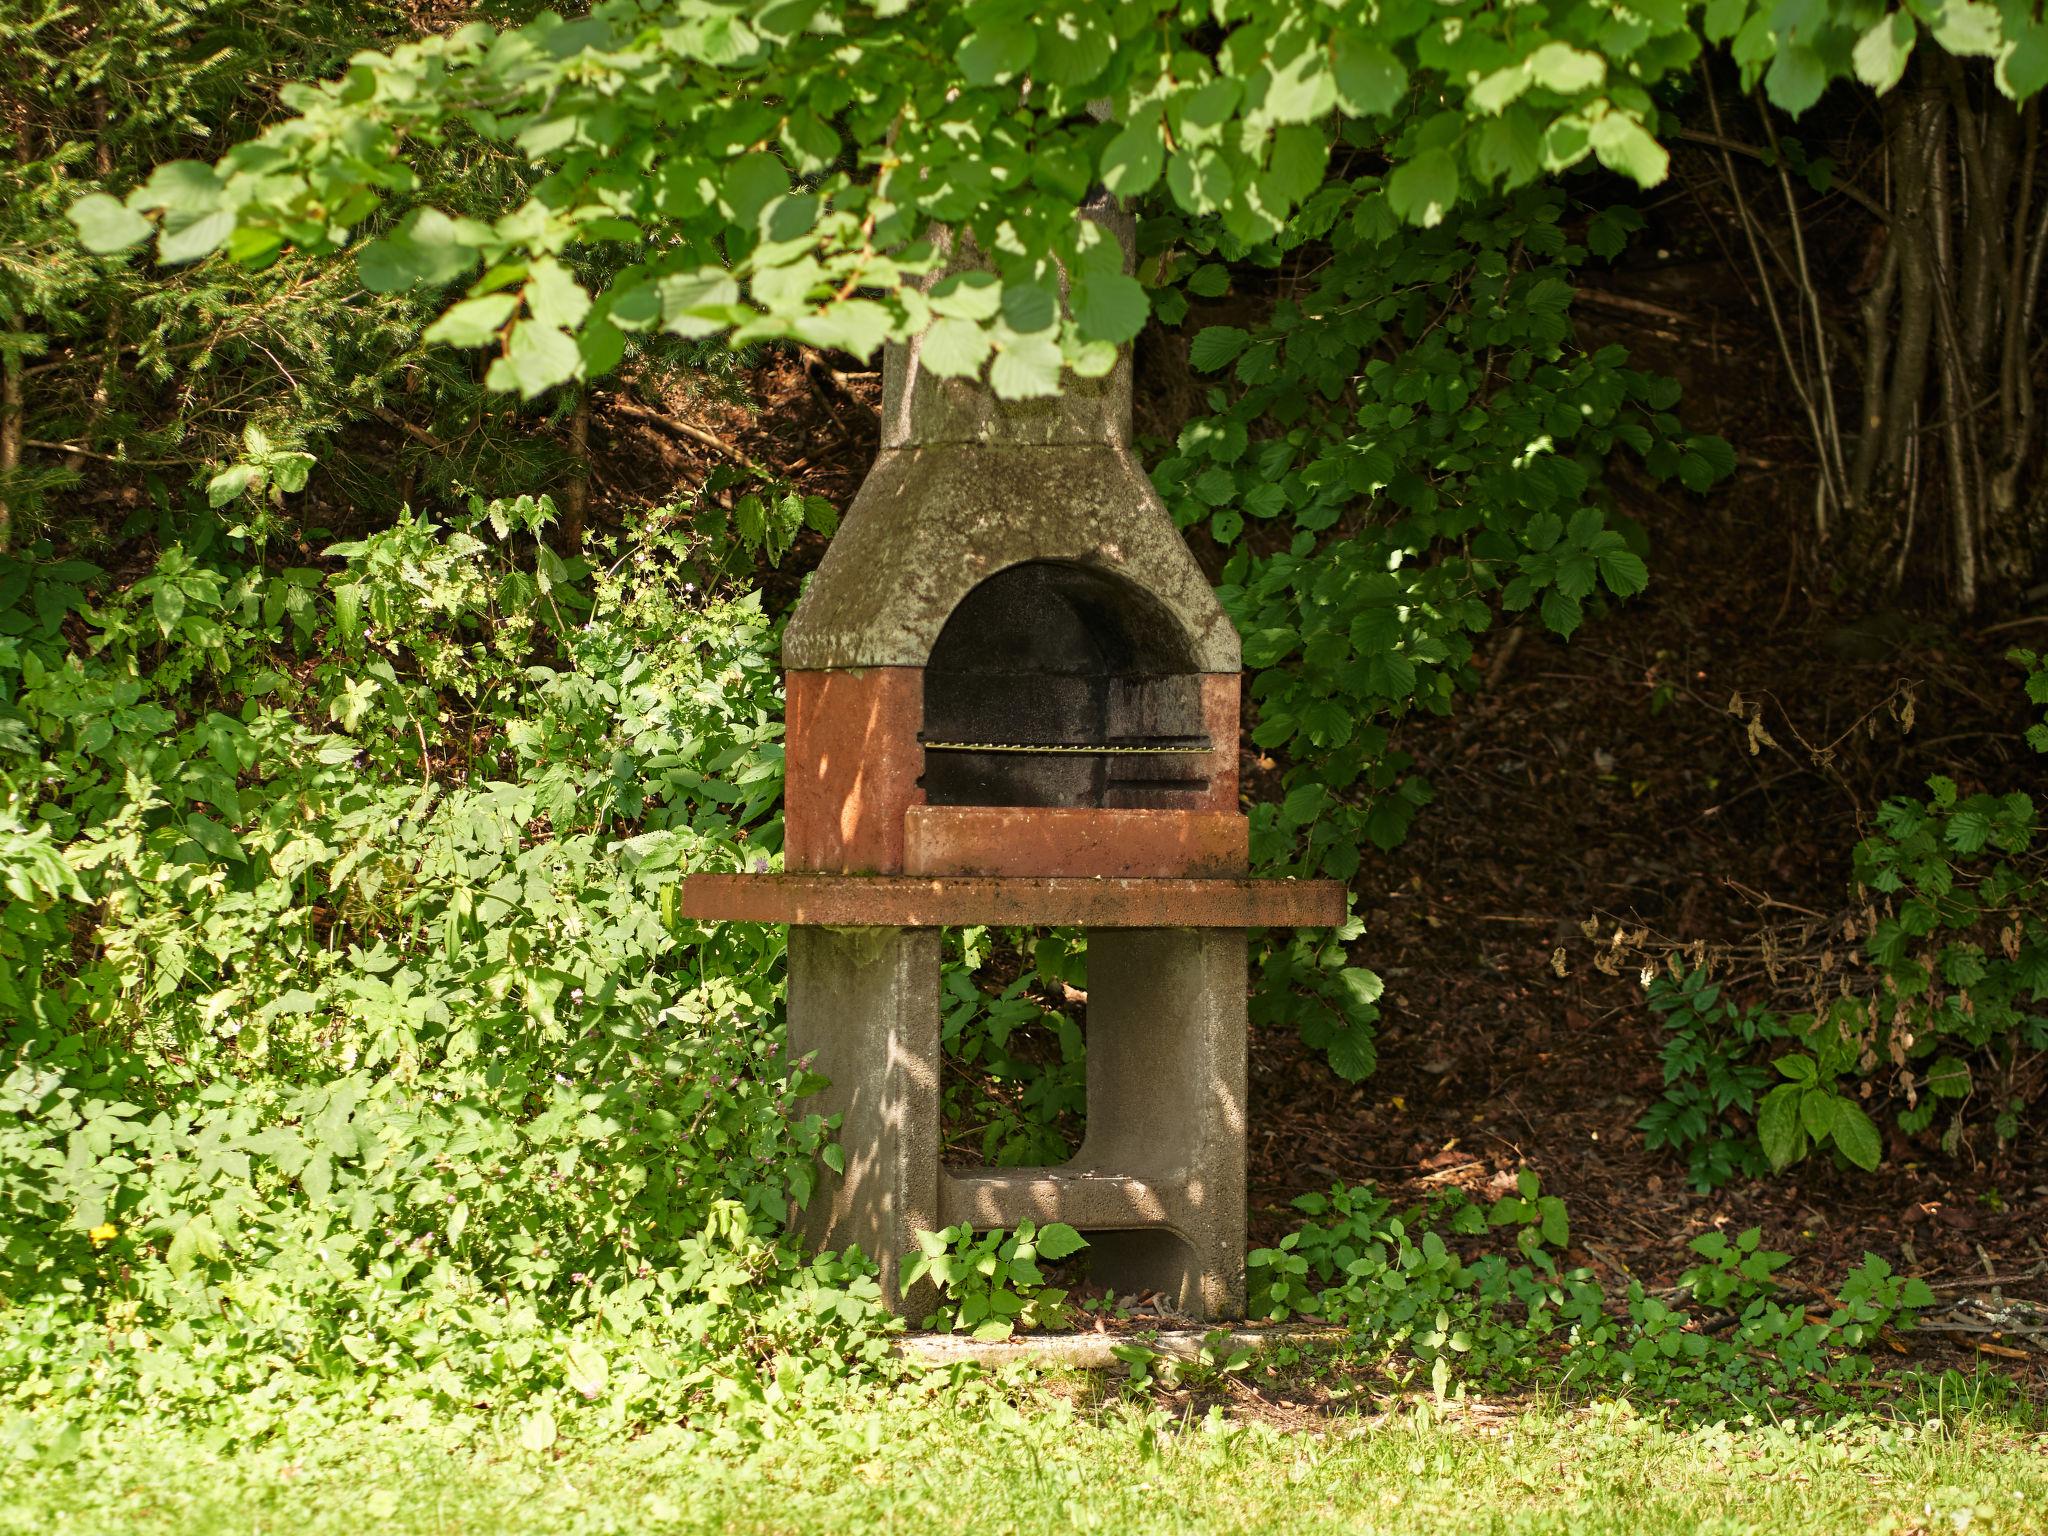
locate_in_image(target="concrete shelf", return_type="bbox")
[679,872,1347,929]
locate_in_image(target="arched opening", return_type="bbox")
[921,560,1212,808]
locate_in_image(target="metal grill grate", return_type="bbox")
[920,740,1212,755]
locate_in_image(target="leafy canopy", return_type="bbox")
[64,0,1711,400]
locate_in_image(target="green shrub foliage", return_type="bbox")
[0,506,906,1430]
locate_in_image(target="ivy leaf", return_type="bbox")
[67,193,152,254]
[1101,120,1164,196]
[1332,33,1407,116]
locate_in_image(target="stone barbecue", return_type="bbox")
[682,206,1345,1319]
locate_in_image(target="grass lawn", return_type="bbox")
[8,1375,2045,1535]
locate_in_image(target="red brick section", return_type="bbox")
[783,668,924,873]
[679,873,1346,929]
[1197,673,1240,812]
[903,806,1247,878]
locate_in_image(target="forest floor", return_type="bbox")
[1248,256,2048,1390]
[578,236,2047,1396]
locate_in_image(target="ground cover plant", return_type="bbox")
[5,0,2048,1530]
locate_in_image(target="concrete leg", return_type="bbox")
[786,925,942,1314]
[1075,927,1247,1319]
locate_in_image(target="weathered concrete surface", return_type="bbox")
[783,667,923,873]
[681,873,1345,928]
[782,204,1238,675]
[781,445,1240,673]
[903,806,1248,878]
[786,926,941,1315]
[895,1324,1347,1370]
[1069,927,1249,1320]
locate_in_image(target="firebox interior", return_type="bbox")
[921,560,1211,809]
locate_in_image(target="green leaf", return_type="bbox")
[1034,1222,1088,1261]
[526,258,592,332]
[1799,1088,1838,1141]
[658,268,740,337]
[1189,326,1250,371]
[1757,1084,1806,1170]
[929,272,1002,321]
[1931,0,2003,58]
[1325,1018,1378,1080]
[1337,966,1383,1011]
[957,21,1036,84]
[1101,120,1164,196]
[519,1409,557,1452]
[1765,45,1830,116]
[1166,147,1235,214]
[1074,272,1147,344]
[2000,22,2048,100]
[919,316,991,378]
[1387,148,1458,228]
[1527,42,1606,95]
[1332,33,1407,116]
[989,331,1063,399]
[1831,1100,1883,1171]
[1853,12,1918,94]
[722,154,788,228]
[1597,548,1649,597]
[68,193,152,254]
[158,209,236,265]
[500,320,581,398]
[564,1341,609,1399]
[1588,113,1669,186]
[1539,587,1582,638]
[424,294,518,348]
